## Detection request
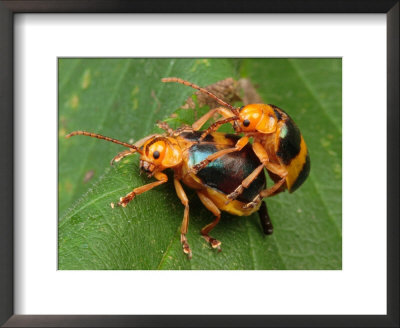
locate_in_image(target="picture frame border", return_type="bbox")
[1,1,398,327]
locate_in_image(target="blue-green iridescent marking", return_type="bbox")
[187,144,222,169]
[188,143,265,203]
[280,124,288,139]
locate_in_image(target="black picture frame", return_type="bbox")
[1,1,398,327]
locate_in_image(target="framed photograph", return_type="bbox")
[1,1,398,327]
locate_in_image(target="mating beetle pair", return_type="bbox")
[66,77,310,258]
[162,78,310,208]
[66,125,272,259]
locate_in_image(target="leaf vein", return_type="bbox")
[65,60,132,212]
[308,174,342,238]
[288,59,341,133]
[60,186,129,227]
[157,227,181,270]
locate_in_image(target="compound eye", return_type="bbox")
[148,142,166,162]
[153,151,160,159]
[243,119,251,127]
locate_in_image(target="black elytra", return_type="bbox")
[186,133,266,204]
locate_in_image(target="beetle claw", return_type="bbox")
[243,194,262,209]
[210,238,221,250]
[243,201,257,209]
[183,246,192,259]
[202,235,222,252]
[227,185,244,201]
[191,159,209,173]
[116,193,136,208]
[181,234,192,259]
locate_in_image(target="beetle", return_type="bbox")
[66,123,273,259]
[162,77,310,208]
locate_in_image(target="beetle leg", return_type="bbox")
[242,194,262,209]
[257,201,273,235]
[199,116,237,141]
[190,136,250,174]
[197,192,222,251]
[242,179,286,210]
[242,173,287,210]
[252,142,288,178]
[226,163,265,202]
[156,120,174,135]
[110,149,135,165]
[221,141,287,207]
[173,177,192,259]
[112,172,168,208]
[191,106,235,131]
[241,142,287,204]
[242,173,288,207]
[260,177,287,197]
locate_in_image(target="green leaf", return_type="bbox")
[58,58,341,270]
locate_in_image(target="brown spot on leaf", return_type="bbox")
[180,77,263,121]
[83,170,95,183]
[181,78,242,111]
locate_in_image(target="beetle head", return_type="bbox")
[236,104,278,134]
[140,136,182,176]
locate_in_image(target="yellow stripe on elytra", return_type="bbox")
[209,132,236,147]
[285,136,308,191]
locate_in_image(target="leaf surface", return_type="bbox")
[59,58,342,270]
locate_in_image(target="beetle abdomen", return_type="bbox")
[289,150,310,192]
[188,142,266,203]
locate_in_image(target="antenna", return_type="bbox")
[162,77,239,115]
[66,131,143,154]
